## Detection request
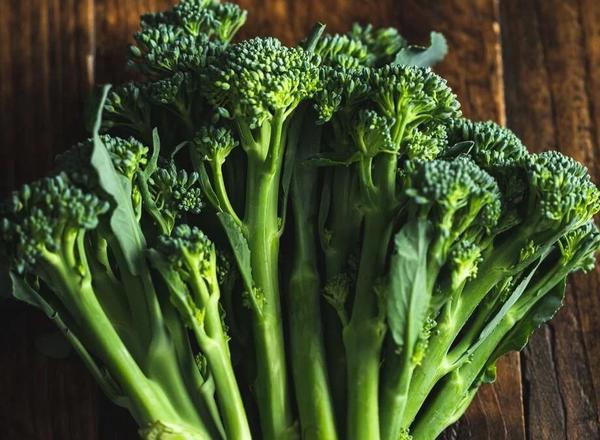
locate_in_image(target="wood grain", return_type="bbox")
[0,1,100,439]
[501,0,600,438]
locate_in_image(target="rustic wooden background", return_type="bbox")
[0,0,598,438]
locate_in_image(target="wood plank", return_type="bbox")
[0,0,98,439]
[500,0,600,438]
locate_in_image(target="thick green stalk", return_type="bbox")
[244,122,293,439]
[288,121,338,439]
[344,213,392,440]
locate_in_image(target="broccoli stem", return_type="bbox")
[186,265,252,440]
[412,263,569,439]
[211,160,244,227]
[244,120,293,439]
[288,119,338,439]
[109,240,206,430]
[46,254,198,432]
[321,166,363,431]
[400,237,526,428]
[344,212,391,440]
[379,344,418,440]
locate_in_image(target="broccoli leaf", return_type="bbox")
[217,212,256,306]
[386,219,432,350]
[91,85,146,275]
[494,278,566,357]
[393,31,448,67]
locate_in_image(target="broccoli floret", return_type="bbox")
[156,224,215,280]
[523,151,600,235]
[557,221,600,272]
[143,0,246,42]
[404,157,501,240]
[444,118,528,166]
[202,37,321,133]
[147,163,203,232]
[351,109,395,158]
[129,24,223,76]
[405,122,448,160]
[193,125,238,164]
[313,65,370,123]
[314,33,372,69]
[56,135,149,184]
[370,66,461,141]
[0,174,109,274]
[350,24,407,66]
[102,82,152,138]
[448,240,483,291]
[129,0,245,76]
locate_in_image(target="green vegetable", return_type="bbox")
[2,1,599,439]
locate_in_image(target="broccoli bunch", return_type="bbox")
[2,2,599,440]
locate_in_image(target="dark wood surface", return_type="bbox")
[0,0,598,438]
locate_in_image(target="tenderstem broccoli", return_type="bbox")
[2,2,599,440]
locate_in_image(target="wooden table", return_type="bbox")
[0,1,598,438]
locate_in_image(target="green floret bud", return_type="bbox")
[404,157,501,236]
[350,24,407,66]
[313,65,370,122]
[0,174,109,273]
[444,118,528,166]
[412,317,436,365]
[147,72,194,105]
[148,163,203,231]
[524,151,600,231]
[156,224,214,277]
[129,24,223,76]
[56,135,149,183]
[351,109,395,158]
[202,37,321,129]
[193,125,238,164]
[557,221,600,272]
[102,82,151,134]
[405,122,447,160]
[143,0,247,42]
[323,273,351,325]
[369,65,461,143]
[448,240,483,290]
[314,33,372,69]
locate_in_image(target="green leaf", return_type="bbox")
[144,128,161,178]
[147,250,194,318]
[464,255,546,359]
[493,279,566,358]
[217,212,257,309]
[440,141,475,159]
[197,162,222,210]
[386,219,432,350]
[91,85,146,275]
[393,32,448,67]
